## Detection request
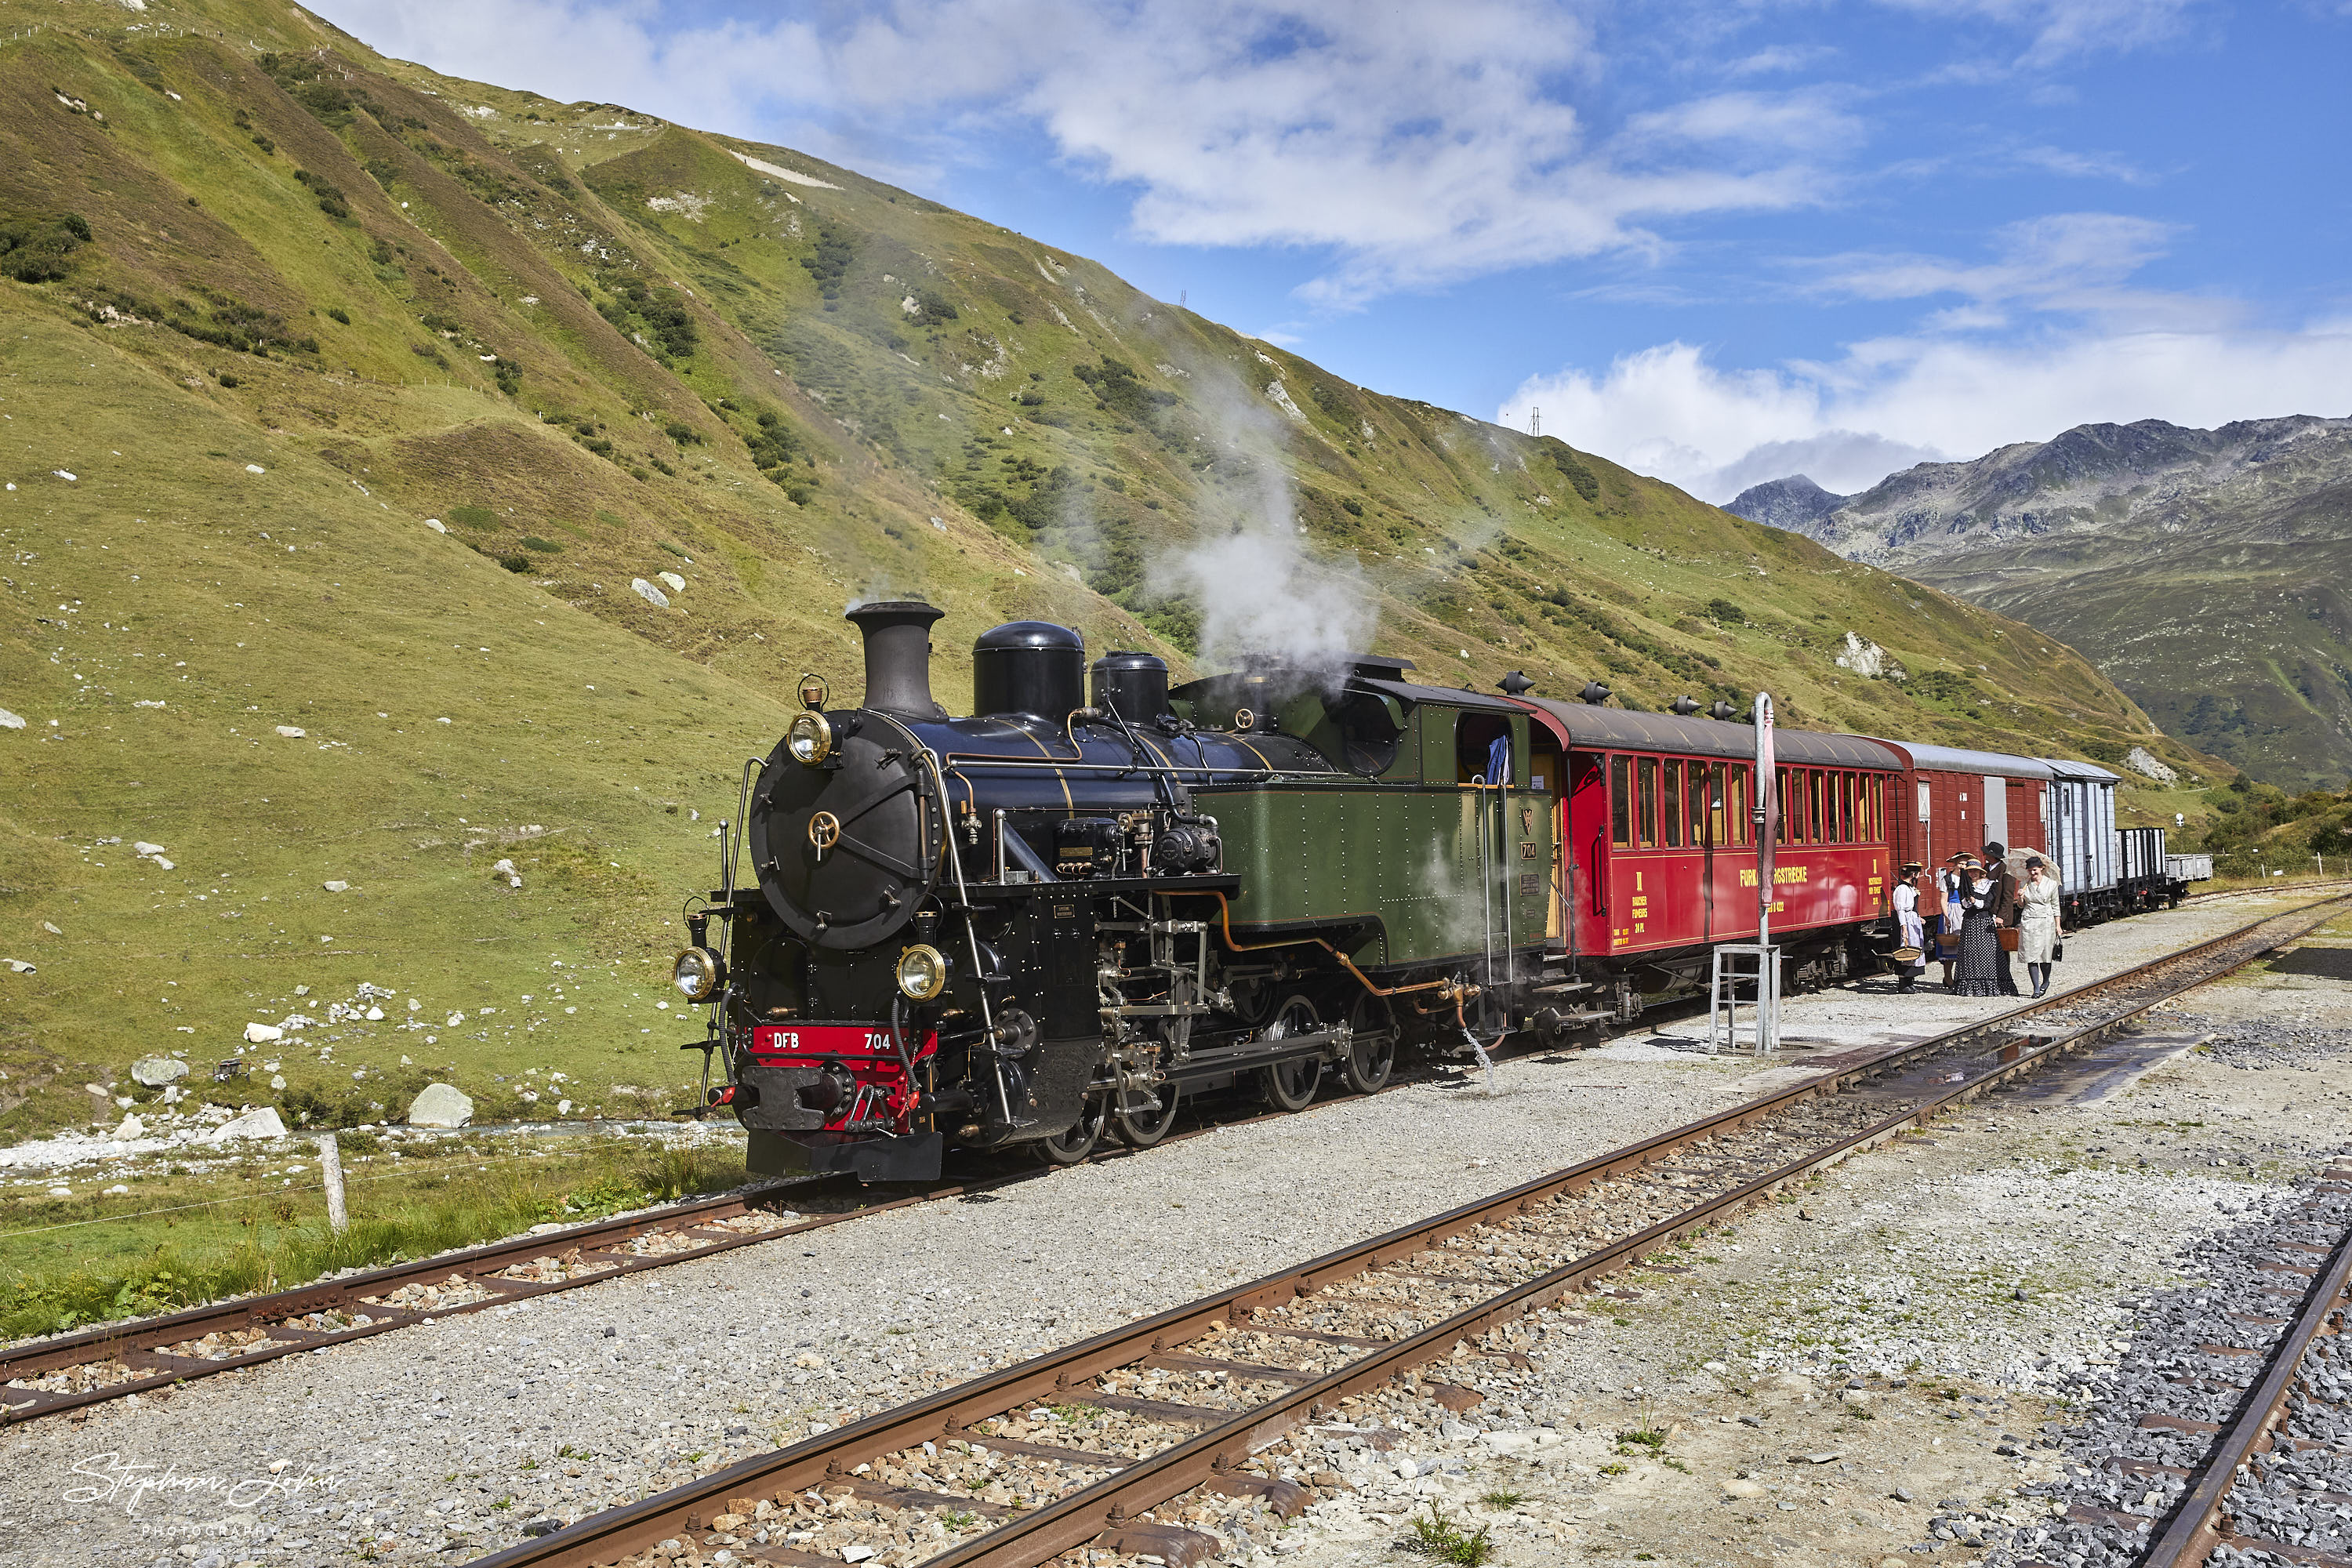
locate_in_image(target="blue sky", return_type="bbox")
[319,0,2352,500]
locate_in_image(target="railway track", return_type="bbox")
[5,894,2335,1443]
[2135,1198,2352,1568]
[458,895,2350,1568]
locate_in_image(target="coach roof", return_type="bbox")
[1867,740,2056,779]
[1516,698,1903,768]
[2038,757,2122,782]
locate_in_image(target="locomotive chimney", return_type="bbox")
[844,600,949,720]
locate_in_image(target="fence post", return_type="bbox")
[318,1133,347,1233]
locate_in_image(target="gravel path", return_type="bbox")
[0,895,2312,1568]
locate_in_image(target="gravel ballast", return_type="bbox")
[0,895,2324,1567]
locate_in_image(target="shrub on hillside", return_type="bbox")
[0,212,92,282]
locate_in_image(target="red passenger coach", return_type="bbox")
[1512,702,1904,1001]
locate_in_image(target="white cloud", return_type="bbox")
[1871,0,2201,64]
[1502,321,2352,502]
[1807,212,2177,310]
[315,0,1842,307]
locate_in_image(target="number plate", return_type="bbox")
[751,1023,932,1059]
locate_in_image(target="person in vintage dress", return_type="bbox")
[1982,840,2022,996]
[1891,861,1927,993]
[2017,855,2064,997]
[1952,854,2005,997]
[1937,861,1967,989]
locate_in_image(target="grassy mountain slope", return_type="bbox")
[1731,418,2352,791]
[0,0,2218,1145]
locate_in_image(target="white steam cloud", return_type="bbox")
[1147,351,1375,673]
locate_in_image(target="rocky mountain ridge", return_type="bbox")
[1726,416,2352,788]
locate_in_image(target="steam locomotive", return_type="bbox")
[671,600,2176,1182]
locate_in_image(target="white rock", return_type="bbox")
[425,518,448,534]
[322,880,350,892]
[1723,1479,1766,1499]
[365,1006,384,1021]
[53,470,75,481]
[2125,745,2180,783]
[150,856,174,870]
[134,841,167,856]
[841,1549,876,1565]
[244,463,266,474]
[211,1106,287,1142]
[270,1074,285,1090]
[275,725,307,738]
[112,1114,146,1141]
[656,571,685,593]
[0,709,26,730]
[630,578,670,608]
[132,1054,189,1086]
[408,1083,474,1127]
[447,1012,466,1027]
[3,958,32,974]
[245,1022,285,1044]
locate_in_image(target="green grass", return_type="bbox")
[0,0,2220,1149]
[1405,1504,1496,1566]
[0,1136,742,1338]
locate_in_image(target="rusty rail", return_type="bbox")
[2138,1179,2352,1568]
[464,895,2350,1568]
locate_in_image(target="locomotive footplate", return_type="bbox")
[748,1127,945,1184]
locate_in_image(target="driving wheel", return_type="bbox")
[1258,993,1324,1112]
[1038,1096,1105,1167]
[1338,991,1396,1094]
[1113,1081,1180,1148]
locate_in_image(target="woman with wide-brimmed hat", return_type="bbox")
[2017,854,2065,997]
[1951,852,2004,997]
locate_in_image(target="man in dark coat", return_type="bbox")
[1983,840,2021,996]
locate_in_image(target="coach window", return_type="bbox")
[1728,764,1751,844]
[1809,771,1826,842]
[1688,762,1710,847]
[1662,760,1684,848]
[1610,755,1632,848]
[1638,757,1659,848]
[1839,773,1854,842]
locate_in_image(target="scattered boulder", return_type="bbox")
[1723,1479,1766,1499]
[210,1106,288,1142]
[244,1022,285,1044]
[491,857,522,888]
[1834,631,1905,681]
[408,1083,474,1127]
[132,1054,189,1087]
[111,1114,145,1141]
[274,725,307,739]
[425,518,448,534]
[322,880,350,892]
[2125,745,2180,783]
[3,958,32,974]
[656,571,686,593]
[0,708,25,730]
[630,578,670,608]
